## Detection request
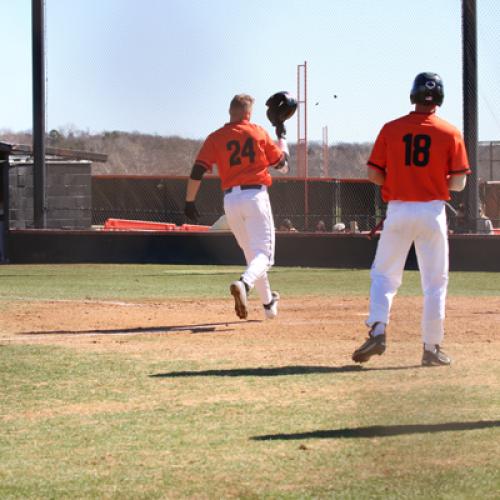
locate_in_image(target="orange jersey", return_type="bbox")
[194,120,284,191]
[368,112,471,202]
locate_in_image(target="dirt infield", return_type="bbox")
[1,296,498,366]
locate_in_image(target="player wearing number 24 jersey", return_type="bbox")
[184,93,293,321]
[195,120,284,191]
[352,72,471,367]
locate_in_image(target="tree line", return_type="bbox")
[1,128,373,178]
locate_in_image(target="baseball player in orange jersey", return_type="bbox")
[184,93,296,320]
[352,72,471,366]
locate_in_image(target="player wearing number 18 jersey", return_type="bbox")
[352,72,471,366]
[184,93,291,320]
[368,112,469,202]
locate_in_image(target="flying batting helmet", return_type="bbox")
[410,72,444,106]
[266,91,298,125]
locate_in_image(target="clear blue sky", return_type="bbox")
[1,0,499,143]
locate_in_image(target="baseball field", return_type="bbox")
[0,264,499,498]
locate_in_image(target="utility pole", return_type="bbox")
[32,0,46,228]
[462,0,478,231]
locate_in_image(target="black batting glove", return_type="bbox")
[275,122,286,139]
[184,201,200,222]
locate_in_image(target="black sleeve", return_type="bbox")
[189,163,208,180]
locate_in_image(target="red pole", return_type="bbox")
[297,61,308,229]
[304,62,309,230]
[322,126,329,177]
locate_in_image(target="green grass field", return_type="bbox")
[0,265,499,499]
[0,264,498,300]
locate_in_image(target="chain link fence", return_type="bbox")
[91,175,499,234]
[92,176,384,232]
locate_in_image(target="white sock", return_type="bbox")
[371,322,386,336]
[424,343,437,352]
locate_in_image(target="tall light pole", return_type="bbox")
[32,0,46,228]
[462,0,478,231]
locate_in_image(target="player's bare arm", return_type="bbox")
[448,173,467,192]
[273,138,290,173]
[367,166,385,186]
[186,163,207,199]
[184,163,207,221]
[186,178,201,202]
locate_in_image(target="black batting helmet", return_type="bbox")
[265,91,298,125]
[410,72,444,106]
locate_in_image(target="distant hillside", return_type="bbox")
[1,128,372,178]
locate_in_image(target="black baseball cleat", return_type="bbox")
[352,326,386,363]
[422,345,451,366]
[230,280,248,320]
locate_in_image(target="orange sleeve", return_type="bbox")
[367,127,387,172]
[195,135,216,173]
[448,133,471,175]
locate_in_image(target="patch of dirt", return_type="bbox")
[0,296,498,367]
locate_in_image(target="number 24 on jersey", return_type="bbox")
[227,138,255,167]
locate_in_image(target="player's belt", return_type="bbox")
[224,184,263,194]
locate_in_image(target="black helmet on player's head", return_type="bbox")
[410,72,444,106]
[266,91,298,125]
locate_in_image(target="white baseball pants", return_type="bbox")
[367,200,449,345]
[223,186,275,305]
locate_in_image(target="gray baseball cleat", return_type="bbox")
[422,345,451,366]
[263,291,280,319]
[230,280,248,320]
[352,323,386,363]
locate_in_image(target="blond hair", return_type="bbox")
[229,94,254,119]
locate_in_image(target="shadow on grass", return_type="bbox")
[252,420,500,441]
[150,364,422,378]
[17,320,260,336]
[153,365,359,377]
